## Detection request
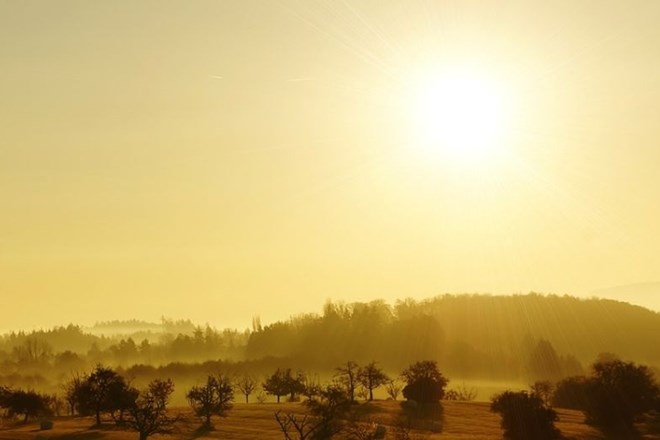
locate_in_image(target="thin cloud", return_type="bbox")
[209,75,223,80]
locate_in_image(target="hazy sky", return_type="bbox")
[2,1,660,330]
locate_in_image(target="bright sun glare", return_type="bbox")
[409,71,511,164]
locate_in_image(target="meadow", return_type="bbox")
[0,400,644,440]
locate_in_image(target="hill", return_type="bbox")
[0,293,658,395]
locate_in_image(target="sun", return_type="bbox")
[408,70,511,163]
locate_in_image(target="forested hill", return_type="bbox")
[246,294,660,378]
[1,294,658,386]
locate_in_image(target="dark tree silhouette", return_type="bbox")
[79,365,130,425]
[583,359,660,435]
[335,361,360,402]
[62,374,82,415]
[186,375,234,427]
[235,373,258,404]
[0,389,50,423]
[264,369,290,404]
[263,368,305,403]
[358,361,389,401]
[107,377,139,424]
[401,360,448,404]
[385,379,402,401]
[530,381,554,407]
[491,391,560,440]
[125,379,177,440]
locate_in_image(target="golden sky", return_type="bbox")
[2,1,660,330]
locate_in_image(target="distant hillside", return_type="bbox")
[0,293,658,391]
[246,294,660,378]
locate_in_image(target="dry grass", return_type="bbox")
[0,401,657,440]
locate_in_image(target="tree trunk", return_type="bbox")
[369,388,374,401]
[139,431,148,440]
[245,394,249,404]
[277,395,280,403]
[23,413,29,423]
[96,410,101,426]
[206,413,211,426]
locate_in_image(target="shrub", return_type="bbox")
[490,391,560,440]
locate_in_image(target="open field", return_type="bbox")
[2,401,657,440]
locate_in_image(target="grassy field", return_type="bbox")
[0,401,656,440]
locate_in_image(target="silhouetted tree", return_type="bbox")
[275,384,352,440]
[358,362,389,401]
[1,389,51,423]
[186,375,234,427]
[530,381,554,407]
[125,379,177,440]
[445,383,477,401]
[235,373,258,404]
[401,361,448,404]
[301,374,322,401]
[263,368,305,403]
[385,379,402,401]
[491,391,560,440]
[107,377,139,424]
[62,374,86,415]
[264,369,290,404]
[583,359,660,435]
[336,361,360,402]
[78,365,130,425]
[287,370,307,402]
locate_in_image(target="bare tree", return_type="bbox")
[125,379,178,440]
[275,411,317,440]
[62,373,84,415]
[186,375,234,427]
[236,373,258,404]
[335,361,360,402]
[358,362,389,401]
[274,384,351,440]
[445,383,478,402]
[386,379,403,401]
[301,373,322,401]
[12,337,52,364]
[530,381,553,407]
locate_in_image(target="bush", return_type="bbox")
[1,389,51,423]
[490,391,560,440]
[401,361,448,404]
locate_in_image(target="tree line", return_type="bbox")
[2,295,660,394]
[2,356,659,439]
[0,359,450,439]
